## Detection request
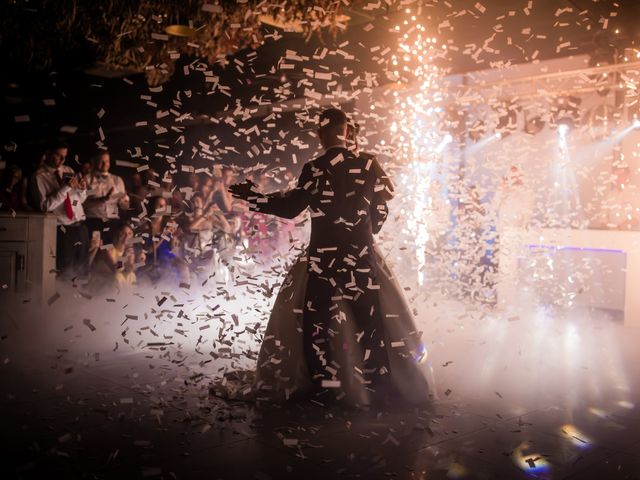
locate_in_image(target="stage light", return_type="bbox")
[495,132,502,139]
[558,123,570,136]
[633,118,640,129]
[165,25,197,37]
[435,133,453,153]
[560,424,592,449]
[523,114,545,135]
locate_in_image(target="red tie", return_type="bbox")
[64,193,74,220]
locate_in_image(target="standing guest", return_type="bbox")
[184,192,231,272]
[0,164,31,211]
[83,150,129,244]
[30,140,89,277]
[80,159,93,180]
[211,173,234,213]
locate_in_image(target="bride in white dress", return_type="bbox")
[219,112,434,407]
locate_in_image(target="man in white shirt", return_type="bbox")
[30,141,89,277]
[83,150,129,243]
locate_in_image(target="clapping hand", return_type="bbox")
[67,174,83,190]
[228,180,256,201]
[70,175,87,190]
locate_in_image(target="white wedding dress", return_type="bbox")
[213,245,434,406]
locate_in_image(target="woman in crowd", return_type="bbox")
[88,223,143,293]
[138,195,190,285]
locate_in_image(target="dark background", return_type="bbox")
[1,0,638,185]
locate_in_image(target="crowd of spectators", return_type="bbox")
[0,140,293,293]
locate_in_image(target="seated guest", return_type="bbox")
[30,140,89,278]
[83,150,129,243]
[0,164,31,211]
[139,196,189,285]
[88,223,141,292]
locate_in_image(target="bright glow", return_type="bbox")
[390,8,444,164]
[633,118,640,129]
[435,134,453,153]
[560,424,592,449]
[588,407,609,419]
[513,442,552,474]
[558,123,570,136]
[387,12,448,287]
[445,463,468,479]
[414,343,429,364]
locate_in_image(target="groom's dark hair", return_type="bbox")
[319,108,348,136]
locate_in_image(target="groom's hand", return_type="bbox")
[228,180,256,200]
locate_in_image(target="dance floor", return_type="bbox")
[2,281,639,480]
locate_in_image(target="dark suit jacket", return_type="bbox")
[248,147,393,273]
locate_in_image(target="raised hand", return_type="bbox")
[228,180,256,201]
[69,175,87,190]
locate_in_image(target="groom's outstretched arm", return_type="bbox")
[236,163,314,219]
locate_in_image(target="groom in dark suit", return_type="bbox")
[230,108,395,392]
